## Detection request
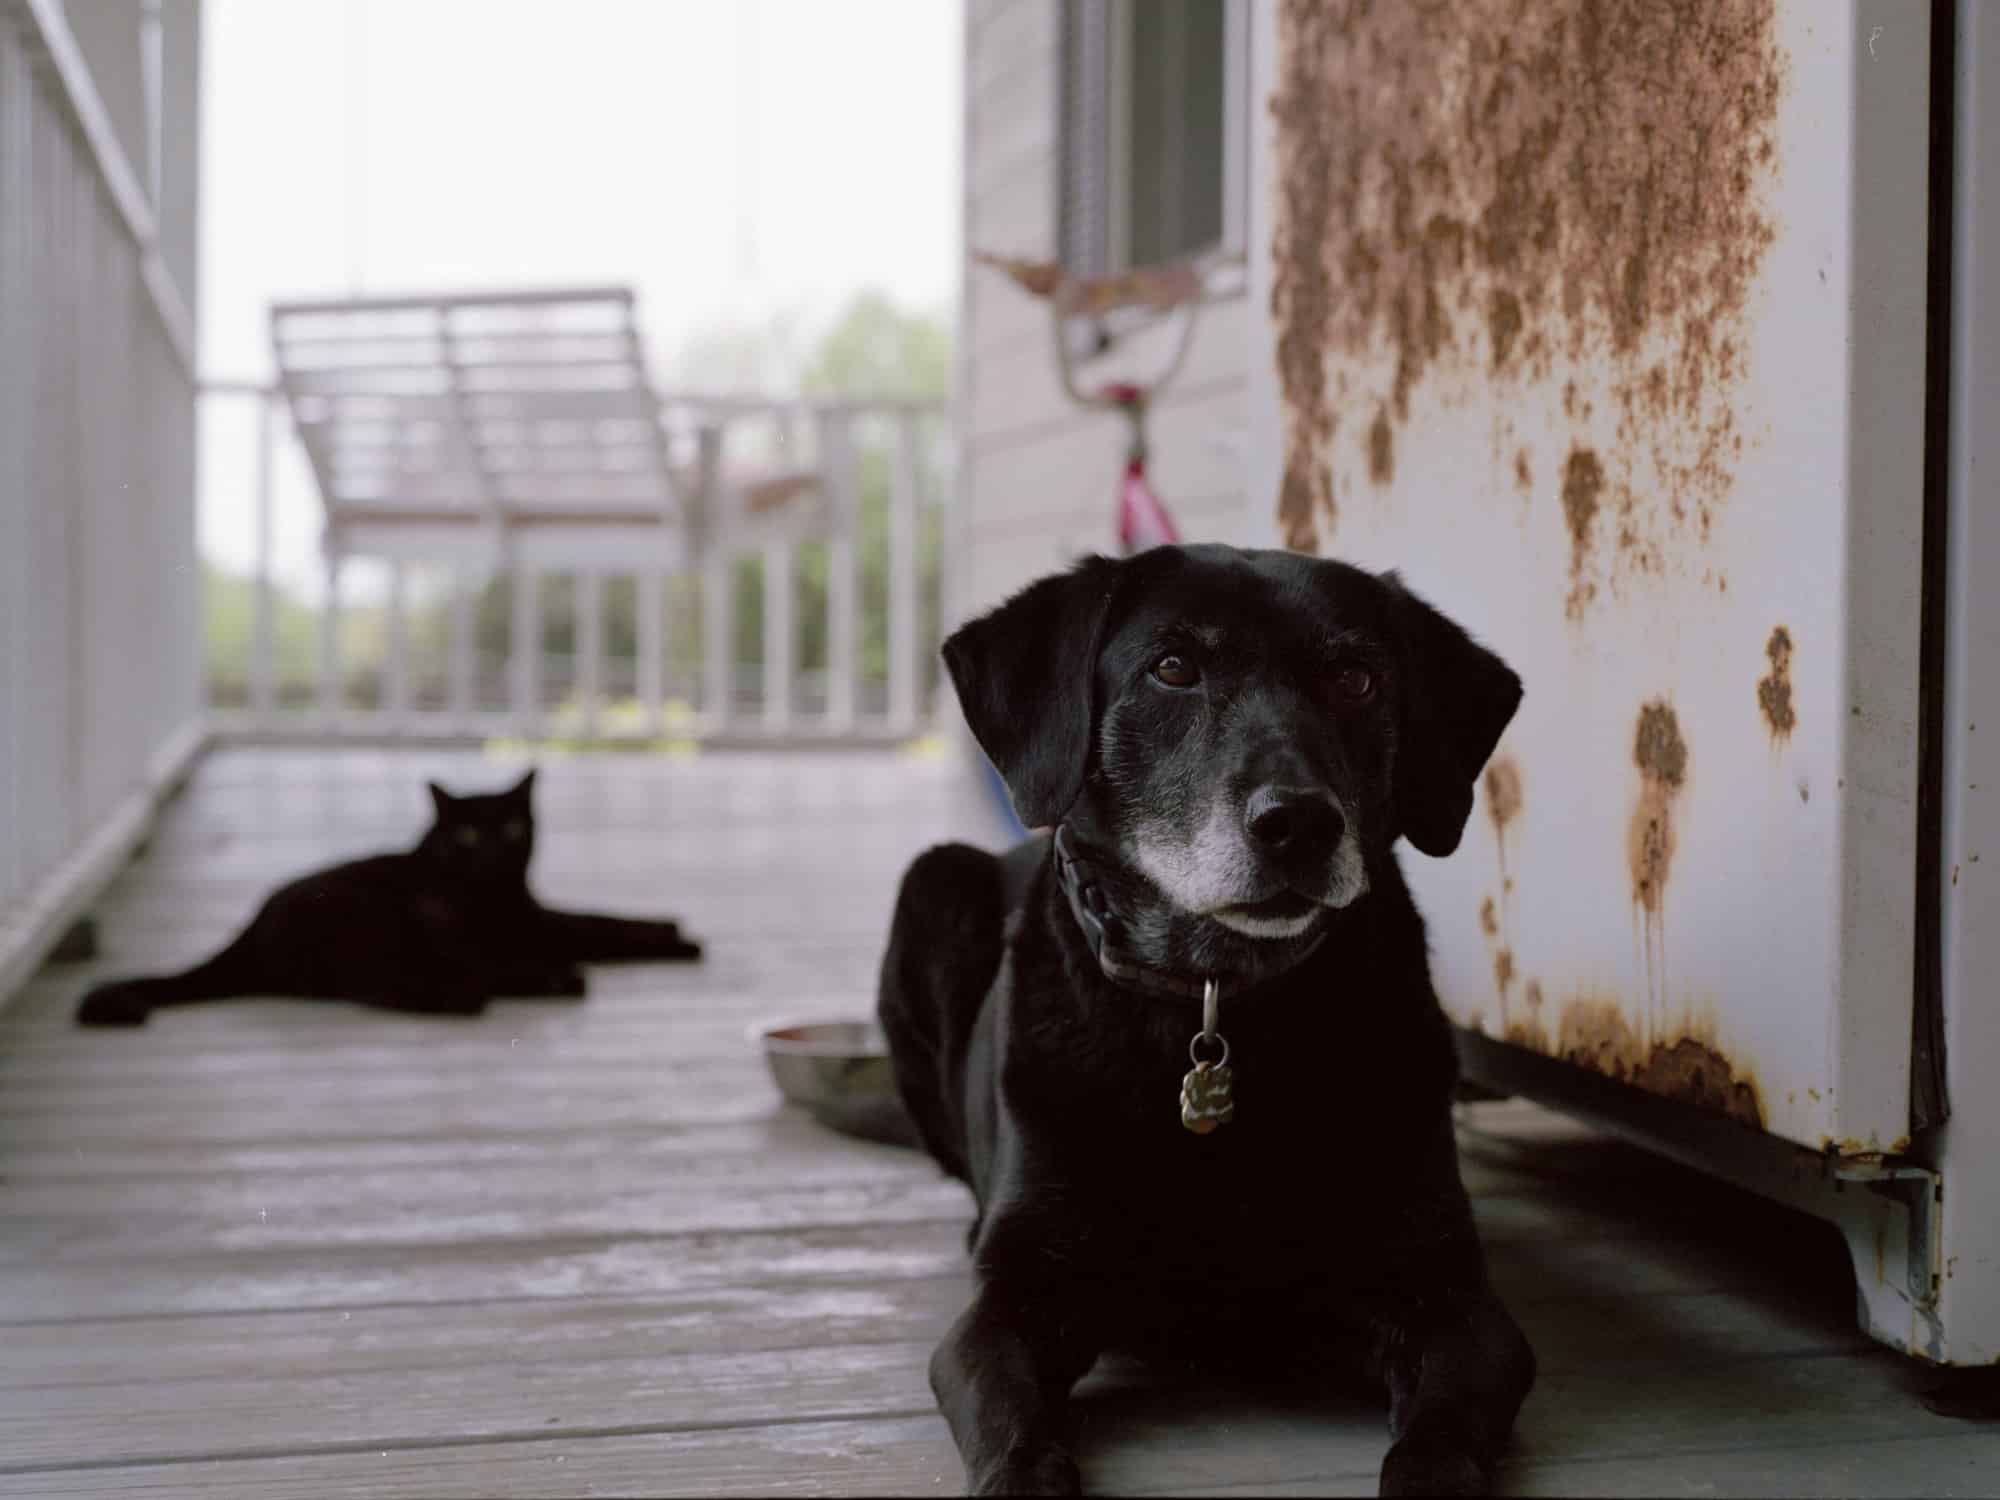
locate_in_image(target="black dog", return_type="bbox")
[878,544,1533,1495]
[77,769,701,1027]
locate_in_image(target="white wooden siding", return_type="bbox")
[959,0,1253,623]
[0,0,204,1010]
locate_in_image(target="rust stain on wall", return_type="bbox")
[1480,754,1523,1024]
[1488,287,1524,371]
[1484,755,1523,840]
[1269,0,1784,579]
[1561,448,1605,617]
[1629,700,1688,918]
[1271,0,1343,551]
[1367,407,1395,485]
[1629,699,1689,1017]
[1547,998,1764,1127]
[1758,625,1796,740]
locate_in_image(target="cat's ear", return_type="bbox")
[427,782,454,817]
[509,768,537,802]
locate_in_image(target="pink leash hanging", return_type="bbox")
[1101,380,1181,553]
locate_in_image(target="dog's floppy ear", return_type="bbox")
[941,554,1125,829]
[1380,570,1523,857]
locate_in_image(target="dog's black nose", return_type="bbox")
[1244,785,1345,861]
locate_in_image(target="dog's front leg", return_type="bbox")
[930,1281,1096,1496]
[1375,1287,1535,1497]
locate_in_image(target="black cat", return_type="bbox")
[74,769,701,1028]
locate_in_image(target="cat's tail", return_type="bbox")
[75,938,259,1029]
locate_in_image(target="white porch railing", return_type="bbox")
[202,386,954,747]
[0,0,204,1001]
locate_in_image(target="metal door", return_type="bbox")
[1244,1,1935,1158]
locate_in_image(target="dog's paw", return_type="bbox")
[971,1448,1081,1496]
[75,986,150,1028]
[1379,1437,1488,1497]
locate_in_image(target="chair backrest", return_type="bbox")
[271,287,687,569]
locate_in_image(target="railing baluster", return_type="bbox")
[510,566,541,736]
[384,561,410,728]
[703,552,733,732]
[763,541,794,734]
[887,411,922,734]
[447,564,475,726]
[203,390,951,748]
[576,569,604,740]
[637,567,665,737]
[249,386,276,720]
[318,549,345,721]
[819,410,858,735]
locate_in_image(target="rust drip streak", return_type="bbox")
[1758,625,1796,740]
[1479,755,1523,1024]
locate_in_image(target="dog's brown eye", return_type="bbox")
[1151,653,1200,689]
[1332,665,1376,703]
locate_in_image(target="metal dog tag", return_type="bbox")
[1181,978,1233,1134]
[1180,1058,1234,1134]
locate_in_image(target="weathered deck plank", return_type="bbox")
[0,747,1975,1496]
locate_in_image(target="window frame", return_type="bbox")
[1059,0,1249,282]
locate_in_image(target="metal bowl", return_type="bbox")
[753,1017,921,1148]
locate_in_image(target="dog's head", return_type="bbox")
[943,545,1521,970]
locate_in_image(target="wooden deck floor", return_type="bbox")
[2,747,1995,1497]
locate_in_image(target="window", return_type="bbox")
[1059,0,1248,278]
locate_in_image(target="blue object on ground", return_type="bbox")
[980,756,1026,842]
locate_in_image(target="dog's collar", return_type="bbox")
[1051,824,1329,1002]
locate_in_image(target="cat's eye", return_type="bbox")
[503,820,527,842]
[455,827,482,846]
[1151,653,1200,689]
[1330,665,1377,704]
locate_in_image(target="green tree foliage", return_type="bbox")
[802,289,952,401]
[202,561,320,706]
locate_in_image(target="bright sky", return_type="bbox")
[198,0,963,587]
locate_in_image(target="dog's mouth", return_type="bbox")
[1229,890,1319,921]
[1209,889,1324,939]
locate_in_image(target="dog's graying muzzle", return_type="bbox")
[1243,784,1346,872]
